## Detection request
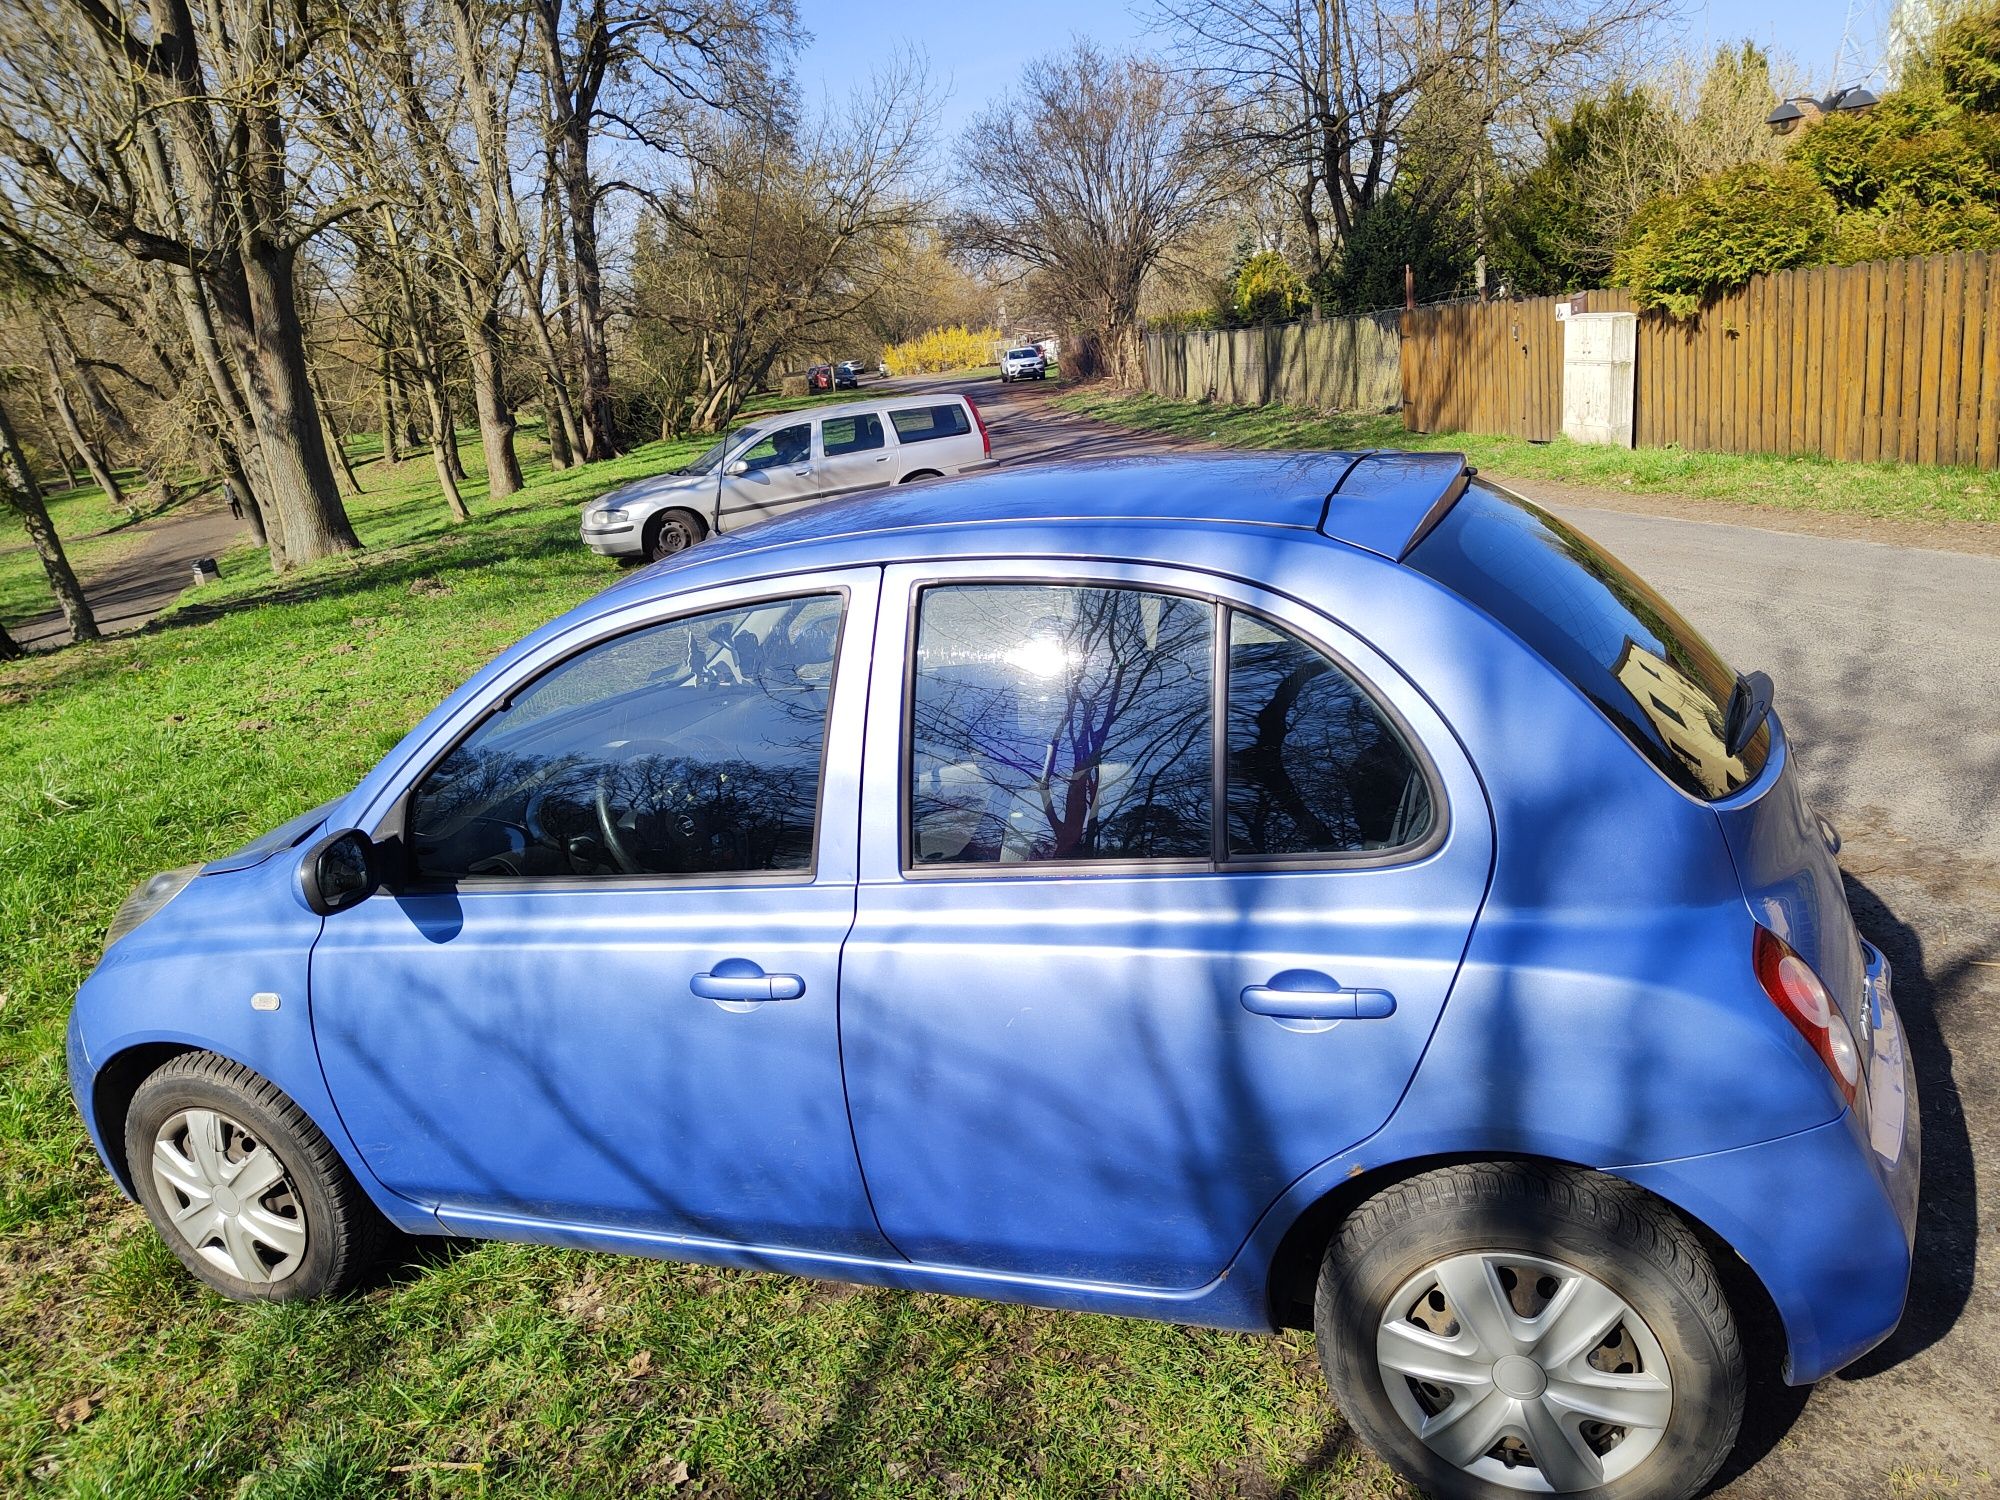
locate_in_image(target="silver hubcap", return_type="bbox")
[1376,1252,1674,1492]
[150,1108,308,1284]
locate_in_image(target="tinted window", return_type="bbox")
[910,585,1211,865]
[739,423,811,471]
[1008,349,1038,360]
[890,404,971,444]
[410,596,843,880]
[1408,484,1768,799]
[1227,614,1432,856]
[822,413,885,456]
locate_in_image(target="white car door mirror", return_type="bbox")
[726,459,750,477]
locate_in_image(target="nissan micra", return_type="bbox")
[70,454,1918,1500]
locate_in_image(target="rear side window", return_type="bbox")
[891,404,972,444]
[1226,614,1433,856]
[1407,484,1768,799]
[909,584,1213,865]
[822,413,885,455]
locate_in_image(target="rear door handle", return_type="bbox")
[1240,971,1395,1020]
[691,958,805,1005]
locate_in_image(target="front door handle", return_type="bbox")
[1240,970,1395,1020]
[691,958,806,1005]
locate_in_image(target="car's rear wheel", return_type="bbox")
[1316,1162,1743,1500]
[899,469,942,483]
[643,509,707,562]
[126,1051,387,1302]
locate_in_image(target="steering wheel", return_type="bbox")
[593,767,643,874]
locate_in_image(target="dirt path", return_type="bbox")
[14,498,248,651]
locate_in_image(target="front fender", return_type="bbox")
[67,855,437,1235]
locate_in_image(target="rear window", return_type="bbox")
[1407,483,1769,800]
[890,404,972,444]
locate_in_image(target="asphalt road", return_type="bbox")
[935,370,2000,1499]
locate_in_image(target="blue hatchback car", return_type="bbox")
[70,454,1918,1500]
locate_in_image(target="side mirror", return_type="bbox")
[300,828,380,915]
[726,459,750,477]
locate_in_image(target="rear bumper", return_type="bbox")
[1614,939,1919,1384]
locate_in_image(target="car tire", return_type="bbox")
[1316,1162,1743,1500]
[643,509,707,562]
[126,1051,389,1302]
[898,469,943,484]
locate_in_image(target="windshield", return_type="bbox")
[1008,349,1038,359]
[680,426,757,476]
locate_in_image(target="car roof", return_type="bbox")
[602,451,1469,606]
[748,392,970,428]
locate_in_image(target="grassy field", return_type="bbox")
[0,413,1402,1498]
[1053,390,2000,524]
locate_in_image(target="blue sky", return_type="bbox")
[791,0,1879,141]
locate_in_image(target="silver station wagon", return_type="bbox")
[582,394,993,562]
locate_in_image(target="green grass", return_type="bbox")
[1053,390,2000,524]
[0,405,1405,1498]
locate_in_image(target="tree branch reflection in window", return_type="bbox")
[911,585,1213,865]
[1226,614,1432,857]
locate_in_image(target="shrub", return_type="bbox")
[1228,251,1310,324]
[1615,162,1838,316]
[881,325,1006,375]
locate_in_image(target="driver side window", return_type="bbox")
[408,595,844,881]
[739,423,811,472]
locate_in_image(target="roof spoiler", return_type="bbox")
[1314,451,1472,561]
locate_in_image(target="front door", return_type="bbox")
[310,573,892,1255]
[838,562,1491,1288]
[716,419,819,531]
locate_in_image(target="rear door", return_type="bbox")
[815,411,896,498]
[838,559,1492,1289]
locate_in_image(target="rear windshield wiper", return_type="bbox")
[1723,669,1773,757]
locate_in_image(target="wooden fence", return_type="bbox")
[1401,250,2000,467]
[1141,314,1401,413]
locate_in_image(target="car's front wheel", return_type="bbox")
[126,1052,387,1301]
[1316,1162,1743,1500]
[643,509,707,562]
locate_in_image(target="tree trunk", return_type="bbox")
[212,247,360,566]
[421,375,470,522]
[215,432,269,548]
[378,342,403,463]
[461,301,523,497]
[0,399,99,643]
[308,360,364,494]
[42,342,124,506]
[33,398,81,490]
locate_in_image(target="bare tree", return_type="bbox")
[529,0,796,460]
[954,43,1235,386]
[1151,0,1670,286]
[633,61,935,433]
[0,388,98,643]
[0,0,363,565]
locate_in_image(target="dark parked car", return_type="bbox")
[835,361,863,389]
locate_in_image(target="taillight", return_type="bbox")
[1753,926,1861,1104]
[966,397,991,457]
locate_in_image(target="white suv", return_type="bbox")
[1000,347,1047,382]
[582,394,993,562]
